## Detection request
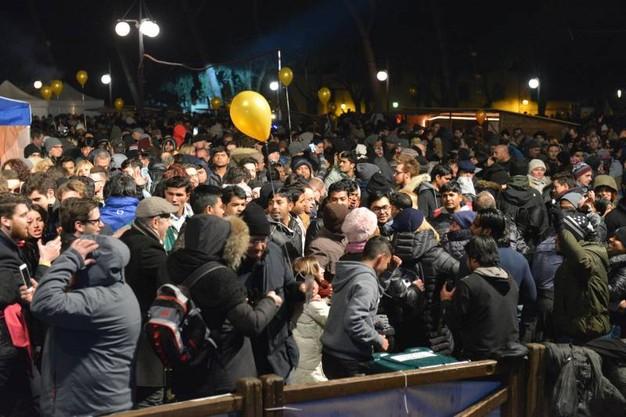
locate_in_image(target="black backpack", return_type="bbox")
[146,261,226,368]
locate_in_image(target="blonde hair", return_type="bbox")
[178,144,195,155]
[33,158,54,173]
[293,256,322,280]
[75,160,94,177]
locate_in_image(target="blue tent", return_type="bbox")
[0,96,31,126]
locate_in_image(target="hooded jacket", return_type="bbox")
[444,266,520,360]
[0,231,25,359]
[553,230,611,343]
[161,215,279,397]
[306,227,347,278]
[31,235,141,417]
[321,261,385,361]
[101,195,140,232]
[417,181,440,219]
[498,175,550,247]
[605,197,626,238]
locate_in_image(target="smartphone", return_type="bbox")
[19,264,31,288]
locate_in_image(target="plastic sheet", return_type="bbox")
[283,380,502,417]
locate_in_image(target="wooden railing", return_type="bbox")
[110,346,550,417]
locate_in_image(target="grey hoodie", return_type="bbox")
[321,261,384,361]
[31,235,141,417]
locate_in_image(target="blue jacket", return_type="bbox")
[531,235,563,290]
[497,247,537,304]
[101,196,140,232]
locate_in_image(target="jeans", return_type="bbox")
[321,351,370,380]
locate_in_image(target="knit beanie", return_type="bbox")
[559,192,584,208]
[323,202,349,234]
[509,158,530,177]
[528,159,546,174]
[44,137,62,153]
[242,202,270,237]
[561,212,593,241]
[341,207,378,243]
[391,208,425,233]
[572,162,592,180]
[451,210,477,230]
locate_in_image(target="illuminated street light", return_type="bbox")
[376,70,388,82]
[392,101,399,109]
[33,80,42,89]
[618,89,622,99]
[100,74,111,85]
[115,21,131,37]
[528,78,540,89]
[139,19,160,38]
[269,81,279,91]
[522,99,529,105]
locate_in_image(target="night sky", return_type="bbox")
[1,0,625,107]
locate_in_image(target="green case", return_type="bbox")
[369,347,464,373]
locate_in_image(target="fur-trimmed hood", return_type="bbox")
[223,215,249,270]
[402,173,431,194]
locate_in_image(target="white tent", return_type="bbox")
[0,80,105,117]
[0,80,48,117]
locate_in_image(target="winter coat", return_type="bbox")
[392,230,459,347]
[553,230,611,343]
[0,231,26,359]
[306,227,347,279]
[608,253,626,331]
[498,175,550,248]
[497,247,537,304]
[417,181,440,219]
[101,195,140,232]
[292,299,330,384]
[238,240,302,379]
[605,197,626,238]
[161,215,279,398]
[119,221,167,388]
[269,215,304,262]
[31,235,141,417]
[444,266,520,360]
[321,261,385,361]
[441,229,472,261]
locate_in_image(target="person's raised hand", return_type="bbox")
[266,290,283,307]
[70,239,99,266]
[440,284,455,301]
[380,336,390,352]
[38,236,61,264]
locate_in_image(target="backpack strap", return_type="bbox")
[181,261,228,290]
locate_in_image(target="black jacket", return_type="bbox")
[0,231,25,358]
[160,215,279,398]
[605,197,626,238]
[417,182,440,219]
[238,240,303,378]
[608,253,626,332]
[119,222,168,388]
[392,230,459,347]
[444,267,520,360]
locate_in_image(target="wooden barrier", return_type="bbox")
[260,359,527,417]
[525,344,548,417]
[109,377,262,417]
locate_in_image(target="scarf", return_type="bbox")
[345,240,367,254]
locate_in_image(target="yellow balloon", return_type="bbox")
[278,67,293,87]
[210,97,222,110]
[51,80,63,97]
[40,85,52,101]
[114,98,124,111]
[408,87,417,97]
[318,87,331,104]
[76,70,88,87]
[229,91,272,142]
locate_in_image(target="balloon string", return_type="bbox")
[265,142,276,196]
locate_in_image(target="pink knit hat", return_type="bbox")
[341,207,378,243]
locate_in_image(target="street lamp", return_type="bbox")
[377,70,390,112]
[392,101,399,109]
[528,77,541,115]
[618,89,622,99]
[33,80,42,89]
[101,73,112,105]
[115,0,160,113]
[269,81,279,91]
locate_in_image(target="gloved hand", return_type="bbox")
[429,327,454,356]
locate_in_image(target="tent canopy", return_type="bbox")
[0,96,31,126]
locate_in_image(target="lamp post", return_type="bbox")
[377,70,389,113]
[115,0,160,113]
[528,77,540,116]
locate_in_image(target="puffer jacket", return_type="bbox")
[292,299,330,384]
[392,229,459,347]
[553,230,611,343]
[498,175,550,248]
[608,253,626,332]
[31,235,141,417]
[441,229,472,261]
[101,195,140,232]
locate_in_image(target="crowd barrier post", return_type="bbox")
[525,344,547,417]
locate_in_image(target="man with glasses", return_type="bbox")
[393,157,421,192]
[368,191,394,237]
[58,198,104,251]
[120,197,177,407]
[418,164,452,219]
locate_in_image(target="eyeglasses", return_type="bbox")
[371,205,391,212]
[83,218,102,225]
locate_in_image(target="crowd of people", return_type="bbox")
[1,109,626,416]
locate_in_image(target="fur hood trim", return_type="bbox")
[224,216,250,270]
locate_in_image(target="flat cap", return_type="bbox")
[135,197,177,218]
